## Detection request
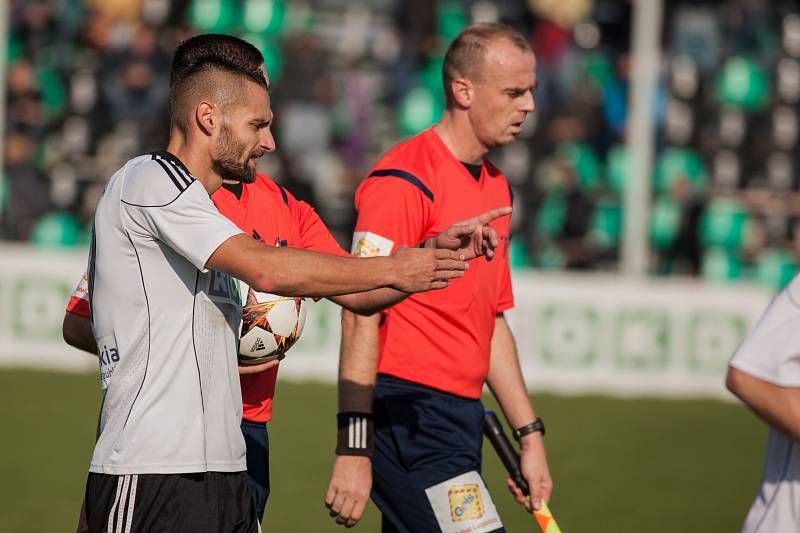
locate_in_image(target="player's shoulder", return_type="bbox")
[121,152,198,207]
[373,128,441,171]
[361,130,439,202]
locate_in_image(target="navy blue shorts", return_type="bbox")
[371,375,505,533]
[241,419,270,522]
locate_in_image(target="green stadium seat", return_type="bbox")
[650,195,681,250]
[583,52,614,92]
[701,247,743,283]
[437,1,468,42]
[556,143,601,190]
[29,211,81,248]
[533,242,566,270]
[509,237,531,270]
[654,147,707,195]
[242,0,286,35]
[398,85,443,136]
[241,33,283,82]
[606,144,629,195]
[0,176,8,213]
[699,198,749,250]
[36,66,66,120]
[188,0,239,33]
[754,249,798,290]
[589,199,621,248]
[421,57,446,96]
[8,33,23,62]
[535,193,566,239]
[716,56,769,111]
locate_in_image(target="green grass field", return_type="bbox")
[0,369,766,533]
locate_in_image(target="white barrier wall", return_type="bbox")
[0,246,775,398]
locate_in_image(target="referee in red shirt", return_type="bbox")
[325,23,551,532]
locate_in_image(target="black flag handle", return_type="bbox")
[483,410,529,496]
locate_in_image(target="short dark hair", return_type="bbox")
[442,23,533,106]
[168,34,267,133]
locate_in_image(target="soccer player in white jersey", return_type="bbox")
[80,35,471,533]
[727,274,800,533]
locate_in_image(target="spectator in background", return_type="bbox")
[660,176,705,275]
[6,59,46,135]
[557,162,596,269]
[101,24,169,123]
[1,132,50,241]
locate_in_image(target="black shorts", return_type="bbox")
[83,471,259,533]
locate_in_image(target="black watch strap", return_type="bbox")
[512,418,545,441]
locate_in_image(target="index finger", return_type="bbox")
[528,475,542,510]
[446,224,476,237]
[476,206,513,225]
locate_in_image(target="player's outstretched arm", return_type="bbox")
[727,366,800,440]
[486,314,552,512]
[330,207,511,315]
[63,313,97,356]
[207,234,467,298]
[325,310,379,528]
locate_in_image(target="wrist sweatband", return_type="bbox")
[336,412,374,457]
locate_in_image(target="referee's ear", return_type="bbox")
[450,77,474,109]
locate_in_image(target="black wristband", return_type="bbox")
[336,412,374,457]
[512,418,545,441]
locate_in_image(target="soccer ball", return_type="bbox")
[238,285,308,365]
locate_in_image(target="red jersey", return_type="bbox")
[352,128,514,399]
[211,174,347,422]
[67,172,347,423]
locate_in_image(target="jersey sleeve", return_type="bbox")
[351,175,433,257]
[292,199,348,256]
[730,276,800,387]
[496,253,514,313]
[66,270,91,318]
[123,181,244,271]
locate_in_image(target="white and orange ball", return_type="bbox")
[238,285,308,364]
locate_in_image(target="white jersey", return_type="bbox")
[730,274,800,533]
[88,151,246,475]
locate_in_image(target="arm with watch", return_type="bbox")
[487,313,553,512]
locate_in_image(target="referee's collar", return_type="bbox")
[152,150,192,177]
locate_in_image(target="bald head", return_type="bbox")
[442,23,533,106]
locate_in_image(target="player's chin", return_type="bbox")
[494,133,517,147]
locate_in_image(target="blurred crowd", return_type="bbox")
[3,0,800,289]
